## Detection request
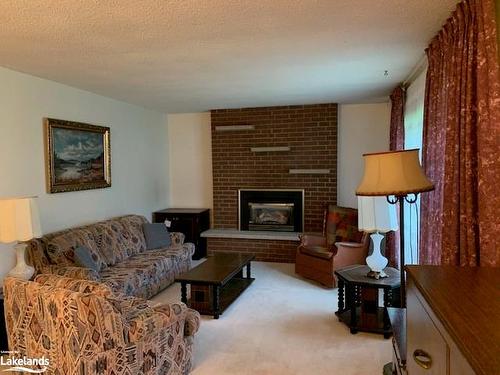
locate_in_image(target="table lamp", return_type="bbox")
[356,149,434,307]
[0,197,42,280]
[358,196,398,279]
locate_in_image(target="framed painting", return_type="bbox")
[44,118,111,193]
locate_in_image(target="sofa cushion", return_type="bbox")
[46,229,107,271]
[143,223,171,250]
[100,246,192,299]
[84,222,129,266]
[100,252,173,298]
[118,215,148,254]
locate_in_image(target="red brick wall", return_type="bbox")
[207,238,298,263]
[211,103,338,233]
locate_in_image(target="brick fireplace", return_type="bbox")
[206,103,338,262]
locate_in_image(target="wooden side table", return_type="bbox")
[152,208,210,260]
[335,265,400,339]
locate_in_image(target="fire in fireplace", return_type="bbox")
[239,189,304,232]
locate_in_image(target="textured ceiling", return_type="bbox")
[0,0,457,113]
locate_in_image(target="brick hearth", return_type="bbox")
[209,103,338,262]
[207,238,298,263]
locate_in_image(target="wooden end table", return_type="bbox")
[335,265,400,339]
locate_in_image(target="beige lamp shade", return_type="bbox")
[356,149,434,196]
[358,196,398,233]
[0,197,42,243]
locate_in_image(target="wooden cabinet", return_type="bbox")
[406,284,449,374]
[403,266,499,375]
[153,208,210,260]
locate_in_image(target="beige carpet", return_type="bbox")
[152,261,392,375]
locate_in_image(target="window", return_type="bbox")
[403,67,426,264]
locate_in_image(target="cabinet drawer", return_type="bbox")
[407,286,448,374]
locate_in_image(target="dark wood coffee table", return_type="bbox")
[175,252,255,319]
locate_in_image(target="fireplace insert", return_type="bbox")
[239,189,304,232]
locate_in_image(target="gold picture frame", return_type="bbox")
[44,118,111,193]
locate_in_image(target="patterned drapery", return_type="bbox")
[389,86,406,151]
[420,0,500,266]
[385,85,406,268]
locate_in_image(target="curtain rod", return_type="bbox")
[403,54,428,88]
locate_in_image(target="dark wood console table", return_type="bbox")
[335,265,400,338]
[153,208,210,259]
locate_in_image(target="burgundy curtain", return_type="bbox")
[389,86,406,151]
[386,86,405,267]
[420,0,500,266]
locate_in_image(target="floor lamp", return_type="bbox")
[355,149,434,308]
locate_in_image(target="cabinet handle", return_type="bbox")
[413,349,432,370]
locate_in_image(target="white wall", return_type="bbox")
[0,67,169,283]
[166,105,390,214]
[167,113,213,210]
[337,103,391,208]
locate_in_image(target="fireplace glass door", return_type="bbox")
[239,189,303,232]
[248,203,294,232]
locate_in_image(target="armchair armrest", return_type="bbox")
[333,241,369,269]
[117,299,193,343]
[299,232,327,247]
[183,308,201,337]
[41,265,100,281]
[334,241,365,248]
[154,303,200,337]
[170,232,185,246]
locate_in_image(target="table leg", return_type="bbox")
[350,285,358,334]
[338,279,345,316]
[180,282,187,304]
[246,262,252,279]
[213,285,220,319]
[383,289,391,339]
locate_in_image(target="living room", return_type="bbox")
[0,1,499,374]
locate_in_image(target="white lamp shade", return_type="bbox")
[0,197,42,243]
[358,196,398,233]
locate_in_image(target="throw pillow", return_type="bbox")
[142,223,171,250]
[74,245,101,272]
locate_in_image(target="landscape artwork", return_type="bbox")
[45,118,111,193]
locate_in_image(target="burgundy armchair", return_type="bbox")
[295,205,369,288]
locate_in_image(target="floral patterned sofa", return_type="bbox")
[3,274,200,375]
[26,215,195,299]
